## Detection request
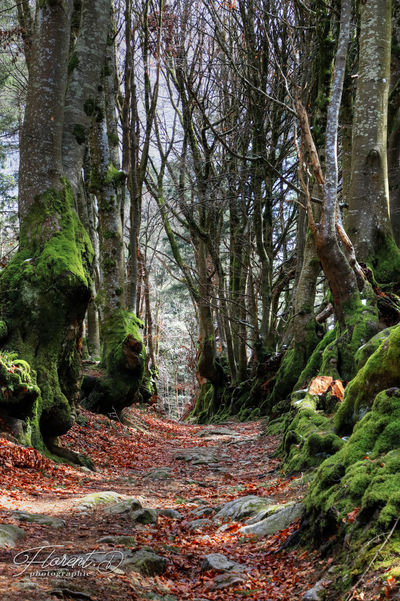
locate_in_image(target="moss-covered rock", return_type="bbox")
[282,400,344,473]
[354,327,392,371]
[306,388,400,541]
[335,324,400,433]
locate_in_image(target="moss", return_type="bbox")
[84,98,96,116]
[267,322,320,411]
[295,328,337,389]
[0,321,7,342]
[0,351,40,420]
[73,124,86,145]
[336,324,400,433]
[81,309,146,415]
[0,181,93,450]
[306,388,400,541]
[368,231,400,286]
[106,163,126,188]
[108,132,119,147]
[354,327,392,371]
[282,405,344,473]
[188,382,215,424]
[68,52,79,74]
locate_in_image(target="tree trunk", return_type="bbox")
[346,0,399,282]
[0,0,110,457]
[82,49,145,416]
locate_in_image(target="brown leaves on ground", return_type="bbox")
[0,408,334,600]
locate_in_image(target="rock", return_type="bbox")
[201,553,247,573]
[130,508,157,524]
[12,511,65,528]
[303,579,327,600]
[96,535,136,545]
[239,502,303,537]
[103,498,142,515]
[0,524,25,548]
[207,572,246,590]
[198,427,239,438]
[190,506,215,518]
[192,458,218,466]
[123,548,168,576]
[214,495,273,522]
[185,518,212,531]
[15,579,40,591]
[174,448,217,464]
[244,504,285,525]
[75,491,125,512]
[157,508,183,520]
[144,467,171,480]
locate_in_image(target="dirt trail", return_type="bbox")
[0,408,322,600]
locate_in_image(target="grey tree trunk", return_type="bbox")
[346,0,399,282]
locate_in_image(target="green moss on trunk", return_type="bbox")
[0,181,93,451]
[81,309,146,415]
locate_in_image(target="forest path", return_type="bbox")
[0,408,324,601]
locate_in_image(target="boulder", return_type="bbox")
[12,511,65,528]
[244,504,286,525]
[208,572,246,590]
[75,491,125,513]
[129,508,157,524]
[214,495,273,522]
[0,524,25,548]
[144,467,171,480]
[103,498,142,516]
[239,502,303,537]
[201,553,247,573]
[303,579,327,600]
[123,548,168,576]
[174,448,218,464]
[190,506,215,518]
[198,427,239,438]
[186,518,212,531]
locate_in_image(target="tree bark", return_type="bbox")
[346,0,398,281]
[0,0,111,454]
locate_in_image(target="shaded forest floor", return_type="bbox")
[0,408,391,601]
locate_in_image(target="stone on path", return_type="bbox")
[239,502,303,537]
[144,467,171,480]
[214,495,273,522]
[104,498,142,515]
[12,510,65,528]
[174,448,218,465]
[207,572,246,590]
[201,553,247,573]
[302,579,327,600]
[185,518,212,531]
[96,535,136,545]
[244,503,287,525]
[190,506,215,518]
[0,524,25,548]
[75,491,125,513]
[198,427,239,438]
[129,508,158,524]
[122,547,168,576]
